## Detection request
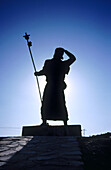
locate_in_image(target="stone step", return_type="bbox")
[0,136,84,170]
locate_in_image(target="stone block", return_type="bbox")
[22,125,81,136]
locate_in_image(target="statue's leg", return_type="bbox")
[41,119,49,126]
[43,119,47,124]
[64,120,67,126]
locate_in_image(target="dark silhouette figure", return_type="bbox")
[34,48,76,125]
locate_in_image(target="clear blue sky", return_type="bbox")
[0,0,111,136]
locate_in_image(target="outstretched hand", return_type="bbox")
[34,72,38,76]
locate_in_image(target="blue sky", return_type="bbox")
[0,0,111,136]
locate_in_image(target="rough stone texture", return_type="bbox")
[0,136,84,170]
[22,125,81,136]
[79,133,111,170]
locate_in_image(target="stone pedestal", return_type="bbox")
[22,125,81,136]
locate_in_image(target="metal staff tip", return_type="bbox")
[23,32,30,40]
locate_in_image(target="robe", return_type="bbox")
[40,58,73,121]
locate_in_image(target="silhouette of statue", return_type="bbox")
[34,48,76,125]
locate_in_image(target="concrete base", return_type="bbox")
[22,125,81,136]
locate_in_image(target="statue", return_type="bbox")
[34,48,76,125]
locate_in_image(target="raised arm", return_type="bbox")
[64,49,76,65]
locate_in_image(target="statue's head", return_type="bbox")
[53,48,64,60]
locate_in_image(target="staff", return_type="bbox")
[23,32,42,103]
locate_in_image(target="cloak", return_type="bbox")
[41,58,71,121]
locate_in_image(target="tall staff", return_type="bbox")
[23,32,42,103]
